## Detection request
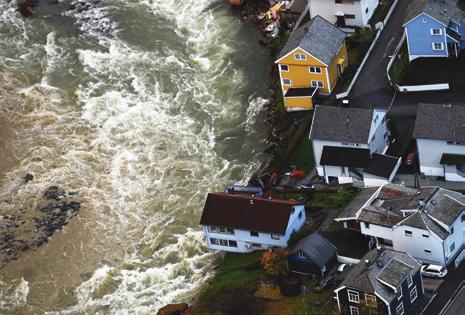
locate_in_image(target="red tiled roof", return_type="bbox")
[199,192,302,235]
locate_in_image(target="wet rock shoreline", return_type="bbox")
[0,182,81,268]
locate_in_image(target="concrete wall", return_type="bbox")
[395,83,449,92]
[405,13,448,61]
[360,222,393,241]
[309,0,379,26]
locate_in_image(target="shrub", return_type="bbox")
[261,249,289,277]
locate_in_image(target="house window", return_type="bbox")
[422,18,427,23]
[345,14,356,19]
[280,64,289,71]
[208,226,234,235]
[422,234,429,238]
[294,53,307,60]
[397,286,403,300]
[350,306,359,315]
[407,274,413,287]
[298,251,306,259]
[365,7,368,14]
[298,211,303,220]
[410,286,418,303]
[451,227,454,234]
[405,230,412,237]
[252,243,261,248]
[250,231,259,237]
[432,42,444,50]
[462,214,465,222]
[450,242,456,253]
[210,238,219,245]
[424,249,432,254]
[311,80,324,88]
[291,208,295,214]
[348,290,360,303]
[396,302,404,315]
[365,294,377,307]
[282,79,291,85]
[364,222,370,229]
[271,234,280,240]
[431,28,442,35]
[309,66,322,74]
[371,135,375,143]
[219,239,228,246]
[228,240,237,247]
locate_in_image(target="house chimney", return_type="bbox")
[419,198,425,209]
[365,259,370,268]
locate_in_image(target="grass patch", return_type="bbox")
[306,188,357,210]
[388,43,409,84]
[326,220,344,231]
[271,33,291,57]
[369,0,394,27]
[288,132,314,174]
[193,252,264,314]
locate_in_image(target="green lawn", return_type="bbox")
[306,189,357,210]
[288,135,314,174]
[388,43,409,84]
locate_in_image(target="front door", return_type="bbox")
[336,15,345,27]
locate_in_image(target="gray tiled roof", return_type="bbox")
[405,0,465,25]
[309,105,375,143]
[426,189,465,226]
[290,232,337,267]
[377,258,415,289]
[399,211,427,230]
[341,248,421,303]
[421,212,449,240]
[414,103,465,141]
[277,15,346,65]
[337,187,379,220]
[358,207,403,227]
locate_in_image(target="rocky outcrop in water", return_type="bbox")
[156,303,191,315]
[0,185,80,267]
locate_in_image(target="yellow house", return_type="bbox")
[275,15,348,111]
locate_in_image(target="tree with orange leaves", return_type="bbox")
[261,248,288,277]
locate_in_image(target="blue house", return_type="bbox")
[287,232,337,278]
[403,0,465,61]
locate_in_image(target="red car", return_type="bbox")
[406,152,417,166]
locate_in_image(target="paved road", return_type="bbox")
[442,285,465,315]
[349,0,413,108]
[423,262,465,315]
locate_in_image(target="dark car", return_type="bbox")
[298,181,315,190]
[313,274,337,292]
[406,152,417,166]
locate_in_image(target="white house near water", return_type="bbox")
[414,104,465,182]
[199,192,306,253]
[306,0,379,27]
[309,105,401,187]
[335,184,465,267]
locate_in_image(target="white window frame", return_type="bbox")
[280,64,289,72]
[405,230,412,237]
[365,294,377,307]
[396,302,404,315]
[397,286,403,300]
[298,251,306,259]
[294,53,307,60]
[282,78,292,86]
[348,290,360,303]
[407,274,413,287]
[430,28,442,35]
[309,66,322,74]
[311,80,324,88]
[350,306,359,315]
[432,42,444,50]
[410,286,417,303]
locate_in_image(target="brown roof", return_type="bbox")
[199,193,302,234]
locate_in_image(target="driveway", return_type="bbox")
[349,0,413,108]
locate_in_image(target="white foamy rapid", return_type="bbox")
[0,0,269,313]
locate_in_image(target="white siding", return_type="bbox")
[444,211,465,264]
[308,0,379,27]
[392,225,445,265]
[368,110,389,154]
[204,205,306,253]
[360,222,393,241]
[417,138,465,181]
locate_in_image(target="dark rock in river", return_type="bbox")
[156,303,190,315]
[25,173,34,183]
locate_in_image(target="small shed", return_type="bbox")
[287,232,337,278]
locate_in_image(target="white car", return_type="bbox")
[421,264,448,278]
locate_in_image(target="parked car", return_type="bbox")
[421,264,448,278]
[406,152,417,166]
[313,274,336,292]
[298,181,315,190]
